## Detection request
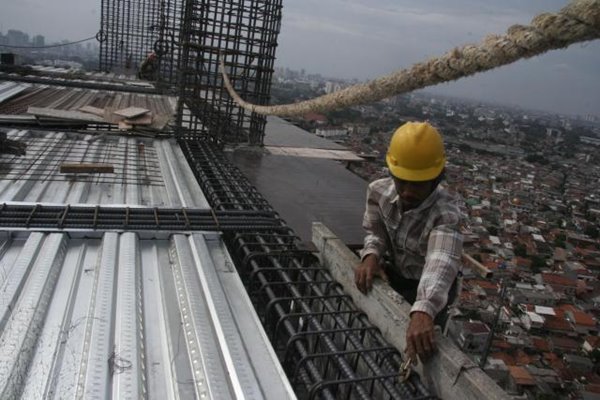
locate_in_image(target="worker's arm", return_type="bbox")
[356,180,391,293]
[360,180,391,260]
[406,219,463,361]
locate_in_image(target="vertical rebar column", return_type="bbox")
[176,0,283,145]
[99,0,183,86]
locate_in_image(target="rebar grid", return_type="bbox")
[176,0,282,145]
[0,203,284,231]
[0,133,164,186]
[0,85,176,134]
[180,138,436,400]
[99,0,184,86]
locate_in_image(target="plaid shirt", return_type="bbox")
[360,177,464,318]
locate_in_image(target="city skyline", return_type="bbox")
[1,0,599,117]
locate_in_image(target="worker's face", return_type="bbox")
[392,176,435,211]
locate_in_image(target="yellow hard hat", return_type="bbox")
[386,122,446,181]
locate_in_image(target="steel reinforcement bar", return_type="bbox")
[180,138,437,400]
[176,0,282,145]
[0,72,165,95]
[99,0,184,86]
[0,203,284,232]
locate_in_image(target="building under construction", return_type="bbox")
[0,1,511,399]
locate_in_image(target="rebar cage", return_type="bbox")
[180,139,437,399]
[176,0,282,145]
[99,0,184,86]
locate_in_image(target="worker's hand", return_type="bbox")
[406,312,436,363]
[355,254,388,294]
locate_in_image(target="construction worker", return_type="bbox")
[138,52,157,80]
[355,121,463,363]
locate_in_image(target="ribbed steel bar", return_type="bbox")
[246,236,412,399]
[0,73,164,95]
[98,0,183,87]
[176,0,283,145]
[0,203,283,232]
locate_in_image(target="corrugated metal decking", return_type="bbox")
[0,131,295,399]
[0,231,294,399]
[0,82,30,104]
[0,129,205,207]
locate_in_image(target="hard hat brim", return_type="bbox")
[386,154,445,182]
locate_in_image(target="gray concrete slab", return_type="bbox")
[229,149,367,245]
[264,116,347,150]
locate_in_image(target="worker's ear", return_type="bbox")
[433,168,446,187]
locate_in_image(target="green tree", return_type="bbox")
[514,243,527,257]
[553,233,566,248]
[458,143,473,152]
[525,154,549,165]
[530,255,547,272]
[590,348,600,374]
[535,393,560,400]
[585,225,599,239]
[590,348,600,364]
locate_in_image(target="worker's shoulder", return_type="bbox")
[432,185,464,224]
[367,177,395,202]
[367,177,394,193]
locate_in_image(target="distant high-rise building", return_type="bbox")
[584,114,597,123]
[6,29,29,47]
[325,81,343,94]
[325,81,334,94]
[32,35,45,47]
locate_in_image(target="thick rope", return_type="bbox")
[220,0,600,117]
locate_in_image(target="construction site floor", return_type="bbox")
[229,118,367,245]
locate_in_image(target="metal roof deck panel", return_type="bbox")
[264,116,347,150]
[0,230,295,399]
[0,84,175,117]
[30,67,141,83]
[0,129,209,208]
[0,82,31,104]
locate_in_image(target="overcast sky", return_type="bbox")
[1,0,598,117]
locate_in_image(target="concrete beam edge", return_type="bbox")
[312,222,510,400]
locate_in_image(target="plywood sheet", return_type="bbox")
[266,146,364,161]
[27,106,105,123]
[60,163,114,174]
[78,105,105,117]
[124,112,153,126]
[113,106,150,119]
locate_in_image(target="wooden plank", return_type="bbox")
[124,112,153,126]
[149,114,171,130]
[118,121,133,130]
[266,146,364,161]
[27,106,105,123]
[113,106,150,119]
[0,114,37,122]
[127,81,154,88]
[78,105,105,117]
[60,163,114,174]
[103,107,123,124]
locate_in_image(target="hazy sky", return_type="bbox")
[1,0,598,117]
